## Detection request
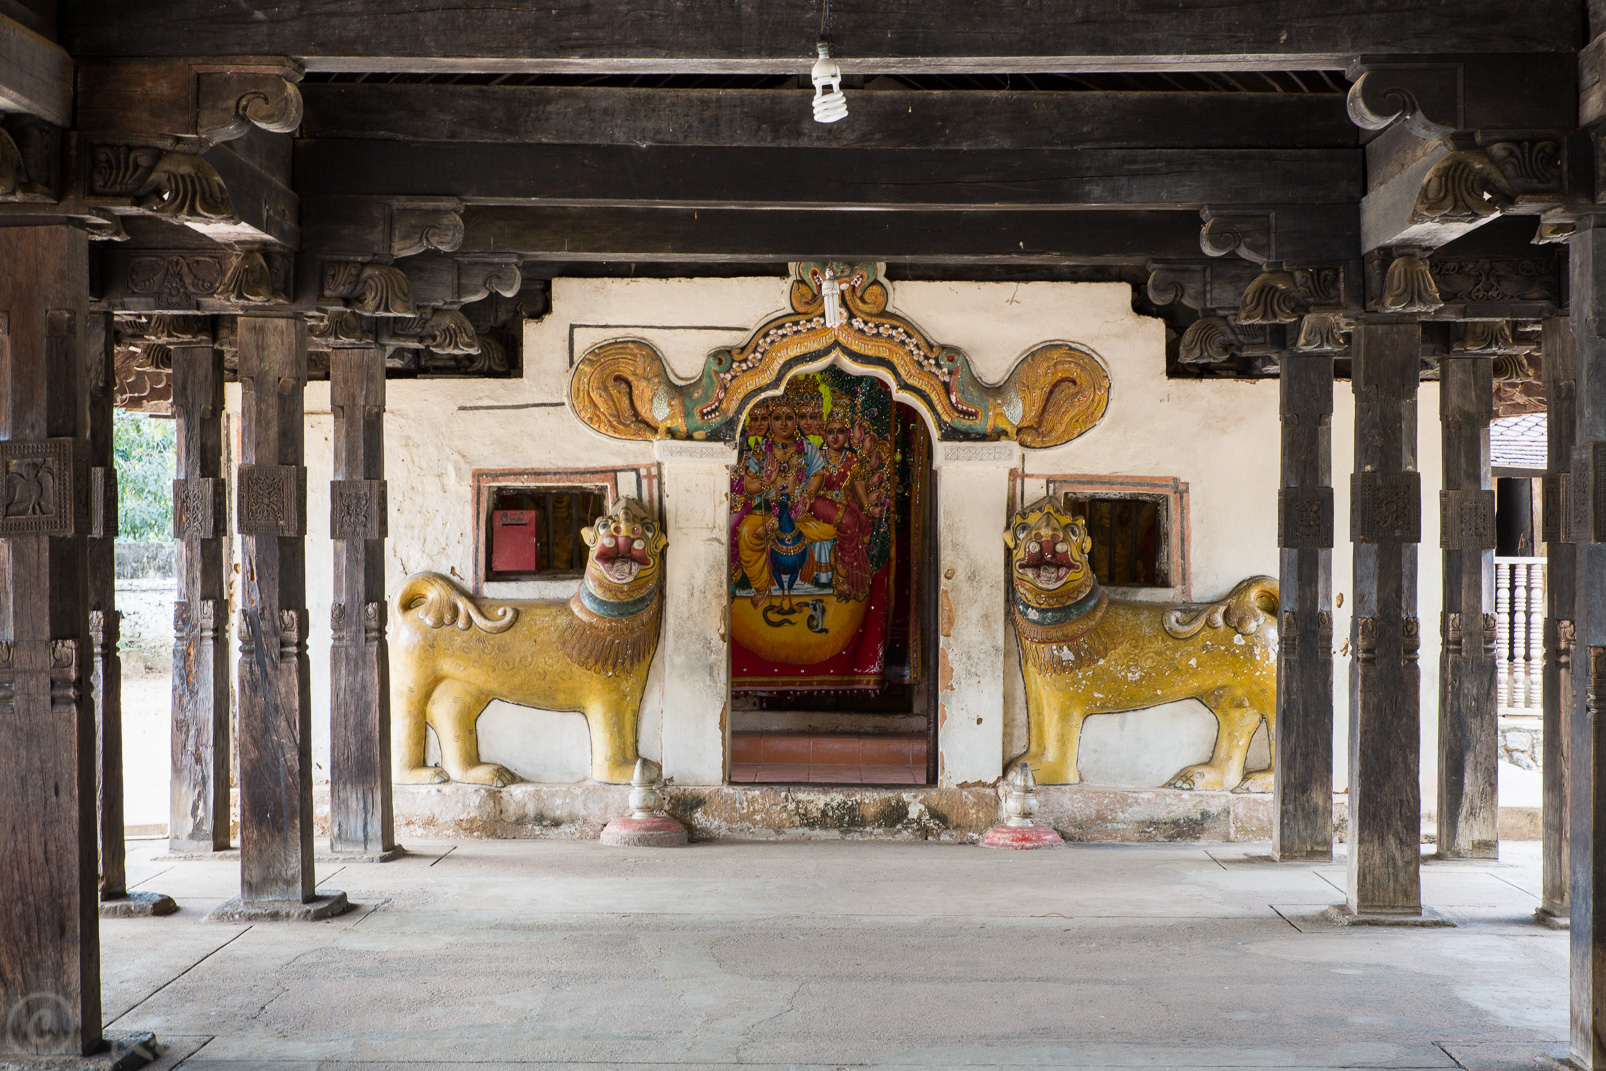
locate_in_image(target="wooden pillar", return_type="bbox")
[1273,351,1335,860]
[1346,319,1424,918]
[84,314,126,899]
[1436,354,1498,858]
[328,345,396,857]
[1567,216,1606,1069]
[169,337,231,854]
[1540,315,1575,925]
[221,314,346,919]
[0,225,102,1057]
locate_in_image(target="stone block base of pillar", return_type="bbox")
[1534,906,1570,930]
[0,1030,158,1071]
[979,822,1063,849]
[1326,904,1455,928]
[600,815,689,847]
[204,891,352,922]
[98,892,178,918]
[322,846,407,864]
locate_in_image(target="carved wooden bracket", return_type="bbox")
[1414,141,1565,225]
[1346,66,1462,139]
[197,71,304,144]
[1377,253,1443,314]
[88,144,236,223]
[1294,312,1351,353]
[402,254,522,308]
[320,262,418,317]
[390,201,465,258]
[383,309,481,354]
[307,309,374,349]
[1145,258,1258,315]
[1177,316,1245,364]
[1239,266,1345,325]
[108,249,290,311]
[1199,213,1270,264]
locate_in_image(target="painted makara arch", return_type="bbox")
[569,263,1111,446]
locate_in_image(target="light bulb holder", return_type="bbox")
[810,39,848,124]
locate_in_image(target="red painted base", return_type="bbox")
[600,815,689,847]
[979,822,1063,849]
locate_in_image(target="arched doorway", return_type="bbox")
[726,369,937,785]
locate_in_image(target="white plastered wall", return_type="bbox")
[258,274,1447,807]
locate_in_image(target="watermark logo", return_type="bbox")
[3,992,76,1053]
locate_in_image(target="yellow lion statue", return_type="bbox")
[391,497,666,786]
[1006,496,1278,792]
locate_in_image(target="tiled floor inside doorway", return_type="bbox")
[729,731,929,784]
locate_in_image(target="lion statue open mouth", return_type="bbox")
[390,497,667,787]
[1006,496,1279,793]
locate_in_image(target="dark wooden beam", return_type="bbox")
[441,205,1212,264]
[170,340,231,854]
[328,345,396,858]
[1274,352,1335,860]
[86,314,125,899]
[1541,313,1574,926]
[295,141,1360,210]
[300,84,1358,151]
[1435,355,1498,859]
[0,224,100,1058]
[1347,319,1424,918]
[59,1,1580,69]
[0,13,71,126]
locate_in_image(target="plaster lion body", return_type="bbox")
[1007,497,1279,792]
[390,498,666,787]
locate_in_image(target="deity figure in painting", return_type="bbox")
[732,396,834,609]
[803,402,880,603]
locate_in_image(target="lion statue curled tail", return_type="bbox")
[391,497,667,786]
[1006,495,1279,792]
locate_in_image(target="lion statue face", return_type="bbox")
[581,498,668,604]
[1004,497,1096,610]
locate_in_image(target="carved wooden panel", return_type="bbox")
[1438,489,1495,549]
[330,479,388,540]
[89,466,116,540]
[1350,471,1422,543]
[0,438,89,537]
[1542,472,1569,544]
[1278,486,1334,549]
[1593,441,1606,544]
[236,464,306,536]
[173,477,228,539]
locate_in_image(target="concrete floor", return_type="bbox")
[104,838,1565,1071]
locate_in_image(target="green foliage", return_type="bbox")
[114,411,176,542]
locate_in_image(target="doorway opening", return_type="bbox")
[726,370,937,785]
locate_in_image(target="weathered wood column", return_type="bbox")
[1346,317,1424,918]
[169,333,232,854]
[1567,215,1606,1068]
[89,313,177,918]
[0,225,106,1058]
[328,344,397,857]
[1435,353,1498,859]
[218,314,347,919]
[1273,350,1335,860]
[1540,315,1575,926]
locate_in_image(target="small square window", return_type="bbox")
[485,489,607,581]
[1063,495,1167,587]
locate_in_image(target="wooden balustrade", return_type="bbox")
[1494,556,1546,715]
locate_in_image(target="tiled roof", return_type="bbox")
[1491,413,1546,471]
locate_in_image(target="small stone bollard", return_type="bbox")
[979,763,1063,849]
[600,758,689,847]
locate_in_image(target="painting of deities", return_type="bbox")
[729,372,903,689]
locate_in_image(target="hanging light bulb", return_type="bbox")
[811,40,848,124]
